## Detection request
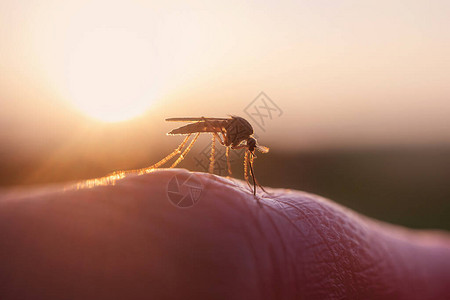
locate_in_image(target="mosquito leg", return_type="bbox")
[248,153,257,196]
[226,146,232,175]
[170,132,201,168]
[137,134,192,174]
[209,134,216,173]
[213,131,229,174]
[212,132,225,146]
[243,151,252,190]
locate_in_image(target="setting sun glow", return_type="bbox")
[26,1,232,123]
[2,0,449,145]
[64,29,158,122]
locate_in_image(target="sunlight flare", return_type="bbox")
[65,29,159,122]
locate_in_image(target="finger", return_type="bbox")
[0,169,449,300]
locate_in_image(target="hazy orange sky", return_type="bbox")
[1,0,449,151]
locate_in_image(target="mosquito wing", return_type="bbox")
[166,117,230,122]
[256,145,269,153]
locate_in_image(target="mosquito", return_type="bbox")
[141,116,269,196]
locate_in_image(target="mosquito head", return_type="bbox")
[247,137,257,153]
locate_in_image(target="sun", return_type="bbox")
[65,29,160,122]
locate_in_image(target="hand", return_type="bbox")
[1,169,449,300]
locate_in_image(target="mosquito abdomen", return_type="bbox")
[167,121,223,135]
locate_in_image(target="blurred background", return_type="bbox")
[1,0,449,230]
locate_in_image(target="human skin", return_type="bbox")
[0,169,449,300]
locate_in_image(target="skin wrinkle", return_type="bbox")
[262,197,315,296]
[268,195,338,296]
[223,194,286,299]
[205,175,272,299]
[263,199,302,296]
[247,199,300,298]
[364,231,398,297]
[322,201,397,297]
[271,195,336,296]
[214,180,326,294]
[374,235,398,298]
[243,226,267,299]
[278,198,343,294]
[241,207,277,299]
[259,204,296,298]
[272,194,399,298]
[195,177,265,298]
[207,173,316,298]
[203,177,299,299]
[158,173,245,299]
[316,202,368,296]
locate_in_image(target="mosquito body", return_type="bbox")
[166,116,254,148]
[154,116,269,196]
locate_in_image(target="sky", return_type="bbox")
[1,0,450,154]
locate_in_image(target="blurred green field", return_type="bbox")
[1,145,449,231]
